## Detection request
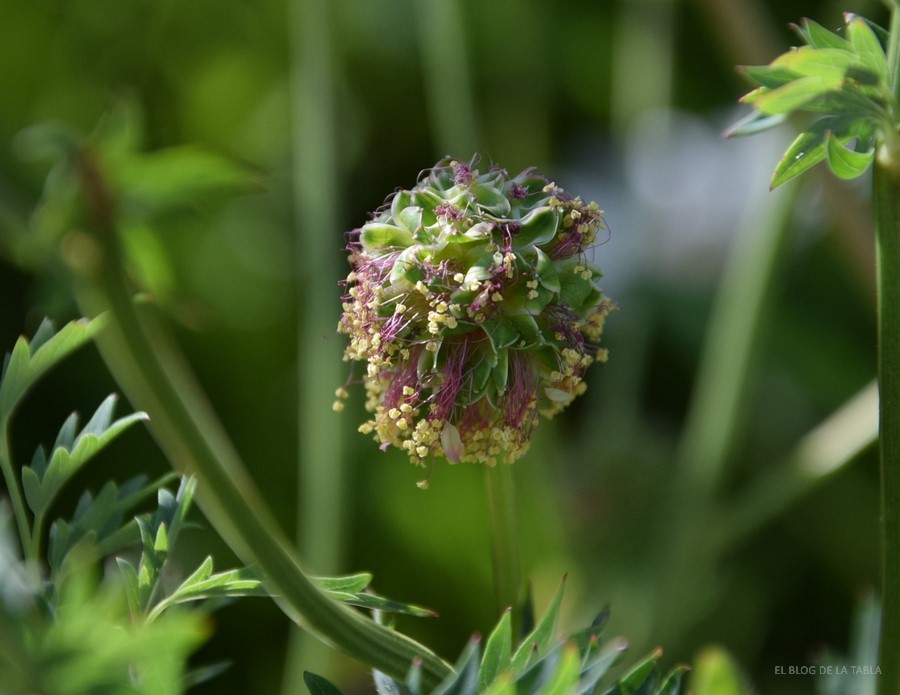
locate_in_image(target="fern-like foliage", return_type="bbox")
[306,582,688,695]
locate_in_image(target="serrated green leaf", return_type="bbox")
[396,206,424,235]
[21,467,45,517]
[0,317,106,420]
[304,671,346,695]
[433,637,480,695]
[472,184,511,217]
[798,18,852,50]
[391,190,414,222]
[116,557,141,617]
[606,649,662,695]
[514,207,559,248]
[328,590,437,617]
[752,74,842,115]
[464,252,497,285]
[373,669,408,695]
[482,673,515,695]
[511,578,566,671]
[577,638,629,693]
[654,665,690,695]
[534,247,560,293]
[360,223,415,253]
[389,246,427,287]
[482,317,520,352]
[540,644,581,695]
[739,65,802,90]
[558,269,593,309]
[480,609,513,691]
[509,314,541,349]
[313,572,372,594]
[770,119,834,188]
[847,16,887,82]
[725,110,788,138]
[54,411,79,450]
[825,131,874,179]
[771,47,859,81]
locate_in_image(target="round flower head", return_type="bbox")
[338,158,613,467]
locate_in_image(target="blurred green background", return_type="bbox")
[0,0,890,692]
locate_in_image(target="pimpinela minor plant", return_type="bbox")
[337,158,612,472]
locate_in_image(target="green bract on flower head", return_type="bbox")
[337,158,613,469]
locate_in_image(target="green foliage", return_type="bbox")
[729,14,892,188]
[308,584,688,695]
[689,647,751,695]
[0,320,235,691]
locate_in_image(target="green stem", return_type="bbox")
[485,464,522,636]
[70,153,453,687]
[876,142,900,695]
[416,0,480,156]
[0,425,32,557]
[877,9,900,692]
[283,0,346,687]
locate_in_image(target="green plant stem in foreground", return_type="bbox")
[70,153,452,687]
[878,9,900,693]
[485,464,522,636]
[0,427,32,557]
[875,155,900,694]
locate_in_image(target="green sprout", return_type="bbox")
[337,158,613,472]
[728,13,895,188]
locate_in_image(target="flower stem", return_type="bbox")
[875,146,900,695]
[485,463,522,636]
[0,426,32,557]
[877,9,900,693]
[70,151,453,687]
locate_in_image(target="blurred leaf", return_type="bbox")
[433,637,481,695]
[654,665,690,695]
[304,671,346,695]
[794,18,852,51]
[510,578,565,671]
[148,560,267,622]
[691,646,751,695]
[479,608,513,690]
[0,317,106,420]
[770,117,855,188]
[825,131,874,179]
[846,17,887,82]
[514,207,558,248]
[541,644,581,694]
[751,75,842,115]
[361,223,416,253]
[313,572,373,594]
[115,146,261,214]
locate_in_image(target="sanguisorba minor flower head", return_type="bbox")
[337,158,613,469]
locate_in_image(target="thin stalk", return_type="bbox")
[877,9,900,692]
[283,0,345,688]
[0,425,32,557]
[70,152,453,686]
[416,0,480,156]
[655,180,795,644]
[485,464,522,636]
[876,158,900,695]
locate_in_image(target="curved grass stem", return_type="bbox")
[70,151,453,687]
[485,463,522,636]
